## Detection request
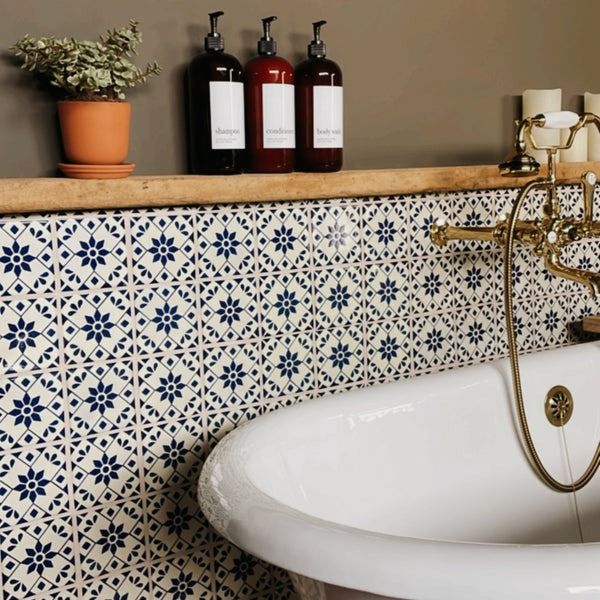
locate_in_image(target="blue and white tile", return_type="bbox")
[0,297,59,375]
[201,277,259,343]
[141,418,205,492]
[1,518,75,599]
[139,353,202,424]
[198,208,255,278]
[71,432,140,508]
[496,300,537,354]
[81,567,151,599]
[0,445,68,526]
[263,333,314,398]
[213,539,271,599]
[62,291,132,364]
[454,304,498,362]
[365,320,411,382]
[408,193,454,257]
[256,204,311,272]
[56,216,127,291]
[260,272,312,335]
[135,285,198,354]
[535,296,571,348]
[0,372,63,449]
[67,362,135,438]
[411,312,456,373]
[147,484,211,559]
[311,202,361,266]
[205,405,263,453]
[203,343,261,410]
[77,499,145,580]
[364,262,410,321]
[362,197,410,261]
[316,327,364,387]
[314,267,362,327]
[0,220,53,296]
[452,189,497,252]
[410,256,455,314]
[151,551,213,599]
[454,251,500,308]
[131,213,196,283]
[493,186,519,220]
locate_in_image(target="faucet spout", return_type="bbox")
[544,252,600,298]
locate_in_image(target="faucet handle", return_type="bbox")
[582,171,597,224]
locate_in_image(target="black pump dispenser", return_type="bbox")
[205,11,225,52]
[308,20,327,58]
[258,16,277,56]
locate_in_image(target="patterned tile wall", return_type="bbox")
[1,186,599,599]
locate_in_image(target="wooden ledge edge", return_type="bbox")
[583,316,600,334]
[1,163,599,215]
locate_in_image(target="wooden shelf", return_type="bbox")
[583,316,600,334]
[1,162,599,215]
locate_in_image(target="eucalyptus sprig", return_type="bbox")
[11,20,161,101]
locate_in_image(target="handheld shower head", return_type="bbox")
[498,152,540,177]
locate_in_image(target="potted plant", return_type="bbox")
[11,20,160,177]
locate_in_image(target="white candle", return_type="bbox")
[584,92,600,161]
[560,127,587,162]
[522,89,562,164]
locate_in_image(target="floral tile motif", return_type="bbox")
[71,432,140,509]
[314,267,362,328]
[452,189,497,252]
[67,362,135,438]
[256,204,311,272]
[80,567,151,599]
[411,312,456,373]
[0,445,68,527]
[1,518,75,599]
[0,220,54,296]
[316,327,364,387]
[139,353,202,424]
[454,304,498,362]
[408,193,454,257]
[151,551,213,599]
[146,484,211,559]
[496,299,537,354]
[311,202,361,267]
[56,217,127,291]
[131,213,196,283]
[365,319,411,382]
[0,297,59,375]
[510,247,535,300]
[77,499,145,580]
[213,538,272,598]
[198,208,255,278]
[203,343,261,410]
[260,272,313,335]
[0,371,63,449]
[135,285,198,354]
[364,261,411,321]
[362,197,410,261]
[454,251,500,308]
[263,333,314,398]
[410,255,456,314]
[201,277,259,343]
[141,418,205,492]
[62,291,132,364]
[205,405,262,453]
[535,295,571,348]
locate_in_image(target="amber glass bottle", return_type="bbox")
[245,16,295,173]
[188,11,245,174]
[295,21,343,172]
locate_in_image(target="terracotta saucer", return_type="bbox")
[58,162,135,179]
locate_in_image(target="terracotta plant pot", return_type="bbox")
[57,100,131,165]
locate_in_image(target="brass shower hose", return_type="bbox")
[504,178,600,492]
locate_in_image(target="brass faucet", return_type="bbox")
[431,111,600,297]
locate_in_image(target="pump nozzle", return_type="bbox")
[308,20,327,58]
[258,16,278,55]
[205,11,225,51]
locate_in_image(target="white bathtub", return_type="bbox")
[199,342,600,600]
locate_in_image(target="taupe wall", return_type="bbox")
[1,0,599,177]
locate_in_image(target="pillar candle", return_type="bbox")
[584,92,600,161]
[560,127,587,163]
[522,89,562,164]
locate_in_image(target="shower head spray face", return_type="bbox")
[498,152,541,177]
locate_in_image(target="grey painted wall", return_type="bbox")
[1,0,599,176]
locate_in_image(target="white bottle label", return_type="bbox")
[209,81,245,150]
[313,86,343,148]
[262,83,295,149]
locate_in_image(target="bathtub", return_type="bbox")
[199,342,600,600]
